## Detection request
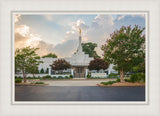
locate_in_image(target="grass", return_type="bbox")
[101,81,117,85]
[30,82,45,84]
[35,82,45,84]
[101,78,120,85]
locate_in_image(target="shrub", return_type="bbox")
[37,76,41,78]
[52,76,56,79]
[138,73,145,82]
[130,74,139,82]
[58,76,63,79]
[65,76,69,79]
[101,81,116,85]
[116,78,120,82]
[42,75,51,79]
[40,68,45,74]
[18,76,22,79]
[108,73,118,78]
[27,76,32,79]
[69,75,73,78]
[87,74,91,78]
[35,82,44,84]
[129,73,145,83]
[15,79,22,83]
[124,79,130,82]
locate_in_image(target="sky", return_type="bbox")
[14,14,145,58]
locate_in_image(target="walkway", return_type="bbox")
[30,79,116,86]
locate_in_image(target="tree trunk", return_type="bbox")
[120,68,124,82]
[22,70,26,83]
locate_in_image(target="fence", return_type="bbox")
[15,74,70,78]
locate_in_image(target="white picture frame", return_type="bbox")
[0,0,160,116]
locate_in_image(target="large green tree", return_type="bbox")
[26,66,39,77]
[101,25,145,82]
[42,53,57,58]
[82,42,100,58]
[15,47,42,82]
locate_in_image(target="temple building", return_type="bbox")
[38,29,116,78]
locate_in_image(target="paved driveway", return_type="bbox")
[15,86,145,101]
[28,79,116,86]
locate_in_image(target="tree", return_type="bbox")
[26,66,39,77]
[101,25,145,82]
[15,47,42,82]
[88,58,109,72]
[46,68,49,73]
[50,59,71,73]
[42,53,57,58]
[82,42,100,58]
[40,68,45,74]
[132,61,145,73]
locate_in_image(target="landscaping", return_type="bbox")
[15,78,47,85]
[100,73,145,87]
[41,75,73,80]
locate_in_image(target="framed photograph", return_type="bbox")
[0,0,160,116]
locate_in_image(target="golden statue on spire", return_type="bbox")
[79,28,81,35]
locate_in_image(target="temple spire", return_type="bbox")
[76,28,82,54]
[79,28,81,35]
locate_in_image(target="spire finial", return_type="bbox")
[79,28,81,35]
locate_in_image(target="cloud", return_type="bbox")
[54,15,115,57]
[15,25,30,37]
[14,18,57,57]
[114,15,145,30]
[15,14,21,23]
[85,15,114,56]
[14,21,56,56]
[116,14,145,21]
[36,40,55,56]
[15,14,115,58]
[15,14,145,58]
[71,19,89,31]
[44,15,74,27]
[131,14,145,18]
[64,30,77,41]
[117,15,125,20]
[44,15,53,21]
[54,39,78,58]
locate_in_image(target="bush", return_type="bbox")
[40,68,45,74]
[65,76,69,79]
[58,76,63,79]
[116,78,120,82]
[129,73,145,83]
[42,75,51,79]
[27,76,32,79]
[15,79,22,83]
[125,79,129,82]
[37,76,41,78]
[35,82,44,84]
[101,81,116,85]
[108,73,118,78]
[69,75,73,78]
[52,76,57,79]
[16,76,22,79]
[87,74,91,78]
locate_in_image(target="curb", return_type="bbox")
[96,83,145,87]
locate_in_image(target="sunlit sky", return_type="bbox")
[15,14,145,58]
